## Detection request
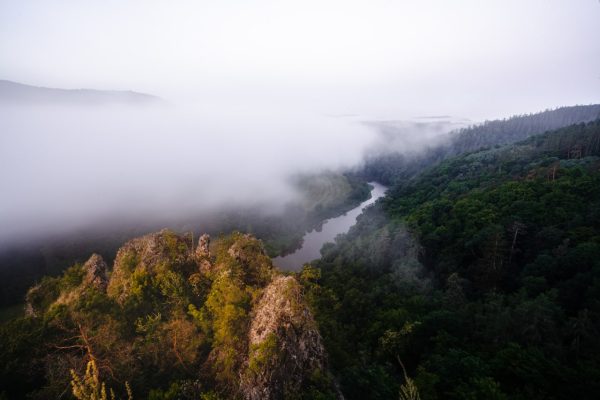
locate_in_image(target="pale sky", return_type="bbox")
[1,0,599,119]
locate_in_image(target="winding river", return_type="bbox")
[273,181,388,270]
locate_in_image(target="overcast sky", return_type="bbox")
[1,0,599,119]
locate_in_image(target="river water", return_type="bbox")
[272,181,388,271]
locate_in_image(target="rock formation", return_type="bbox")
[20,229,338,399]
[240,275,328,400]
[83,253,108,292]
[196,233,211,258]
[107,229,193,303]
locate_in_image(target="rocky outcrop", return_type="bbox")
[227,233,267,263]
[83,253,108,292]
[26,254,109,315]
[113,229,191,270]
[240,275,328,400]
[196,233,211,258]
[107,229,194,303]
[23,228,337,399]
[24,283,43,317]
[224,233,273,287]
[194,233,213,274]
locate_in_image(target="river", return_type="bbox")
[272,181,388,270]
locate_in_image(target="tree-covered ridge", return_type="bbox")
[362,104,600,185]
[0,230,337,399]
[304,120,600,399]
[450,104,600,152]
[0,172,370,309]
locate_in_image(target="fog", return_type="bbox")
[2,1,599,119]
[1,0,599,245]
[363,117,473,157]
[0,102,381,244]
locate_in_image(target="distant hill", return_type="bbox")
[0,79,162,105]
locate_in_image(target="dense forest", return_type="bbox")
[305,119,600,399]
[2,112,600,399]
[361,104,600,185]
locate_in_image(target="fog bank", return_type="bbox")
[0,103,377,245]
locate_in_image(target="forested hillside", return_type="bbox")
[0,231,336,399]
[305,120,600,399]
[2,118,600,400]
[362,104,600,185]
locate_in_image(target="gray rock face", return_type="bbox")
[240,276,328,400]
[196,233,211,258]
[83,253,108,292]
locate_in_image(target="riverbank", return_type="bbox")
[273,182,388,270]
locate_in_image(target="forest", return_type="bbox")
[305,119,600,399]
[360,104,600,186]
[1,111,600,399]
[3,1,600,398]
[0,231,337,399]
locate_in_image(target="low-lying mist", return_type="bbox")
[363,116,472,157]
[0,102,383,245]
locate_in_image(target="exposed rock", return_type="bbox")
[195,233,214,274]
[20,229,339,398]
[198,259,213,274]
[25,254,108,315]
[24,283,43,317]
[83,253,108,292]
[240,275,329,400]
[227,233,267,264]
[196,234,211,258]
[108,229,193,303]
[224,233,273,287]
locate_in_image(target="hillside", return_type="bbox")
[0,231,338,399]
[0,173,370,308]
[0,80,162,105]
[305,119,600,399]
[2,116,600,399]
[362,104,600,185]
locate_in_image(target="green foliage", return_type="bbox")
[70,360,132,400]
[0,231,288,399]
[361,105,600,185]
[399,377,420,400]
[203,272,252,384]
[305,120,600,399]
[25,276,60,313]
[119,251,139,273]
[4,118,600,399]
[163,230,190,262]
[148,382,180,400]
[248,333,279,374]
[452,377,507,400]
[0,316,46,397]
[60,263,86,290]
